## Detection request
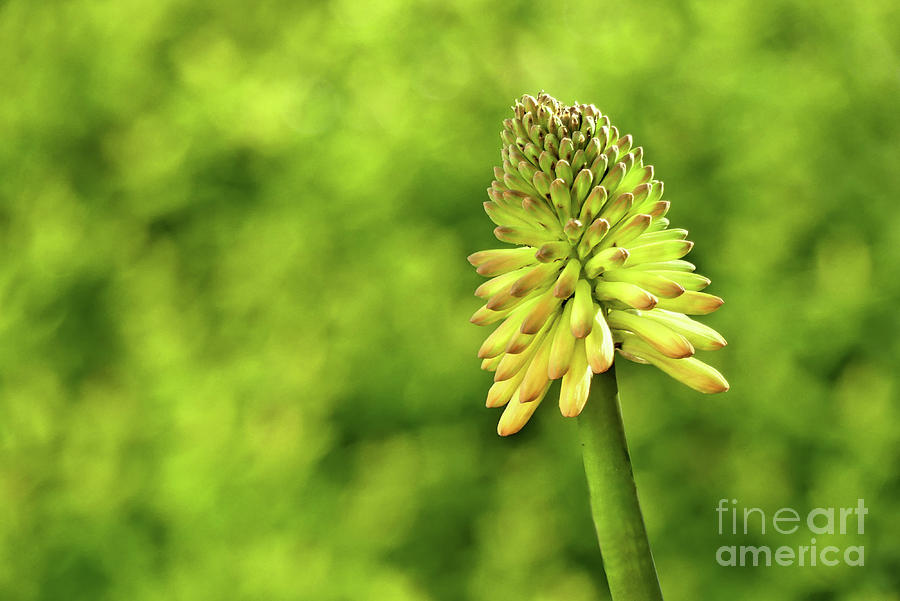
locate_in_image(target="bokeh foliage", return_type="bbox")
[0,0,898,599]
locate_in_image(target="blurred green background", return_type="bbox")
[1,0,898,599]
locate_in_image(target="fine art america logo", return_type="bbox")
[715,499,867,567]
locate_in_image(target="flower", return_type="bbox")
[469,93,729,436]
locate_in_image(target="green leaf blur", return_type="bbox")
[0,1,898,599]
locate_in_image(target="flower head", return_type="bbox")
[469,93,729,436]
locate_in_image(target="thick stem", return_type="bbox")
[578,365,664,601]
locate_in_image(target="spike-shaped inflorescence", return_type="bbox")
[470,93,728,436]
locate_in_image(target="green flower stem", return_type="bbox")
[578,365,664,601]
